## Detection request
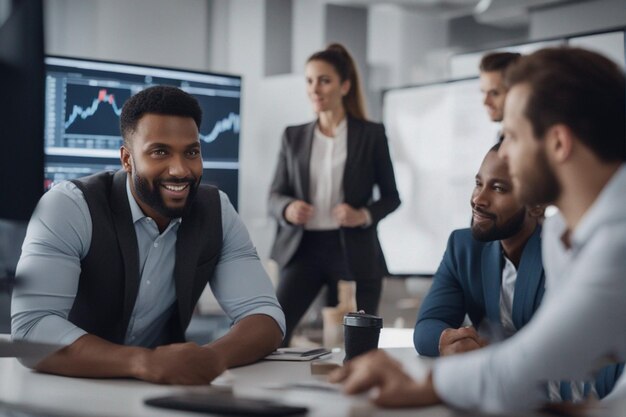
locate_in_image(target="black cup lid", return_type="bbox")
[343,312,383,328]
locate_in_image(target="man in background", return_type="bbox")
[479,51,521,141]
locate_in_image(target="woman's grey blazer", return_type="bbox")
[268,116,401,281]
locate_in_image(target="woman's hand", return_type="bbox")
[333,204,369,227]
[285,200,314,225]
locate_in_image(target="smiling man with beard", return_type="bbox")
[12,86,285,384]
[414,142,545,358]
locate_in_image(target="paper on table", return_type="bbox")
[264,380,342,392]
[264,347,331,361]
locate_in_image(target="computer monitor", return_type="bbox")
[44,56,242,208]
[0,0,44,221]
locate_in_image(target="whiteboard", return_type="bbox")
[379,78,499,275]
[379,32,626,275]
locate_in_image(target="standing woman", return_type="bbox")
[268,43,400,345]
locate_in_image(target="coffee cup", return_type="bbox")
[343,312,383,362]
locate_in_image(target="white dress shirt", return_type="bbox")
[499,256,517,337]
[430,165,626,413]
[305,119,347,230]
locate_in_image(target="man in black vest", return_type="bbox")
[12,86,285,384]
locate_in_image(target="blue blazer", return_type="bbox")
[413,225,623,398]
[414,226,544,357]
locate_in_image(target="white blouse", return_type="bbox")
[305,119,347,230]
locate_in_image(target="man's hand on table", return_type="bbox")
[135,342,226,385]
[328,349,441,408]
[438,326,487,356]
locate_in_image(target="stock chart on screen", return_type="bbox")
[44,56,241,208]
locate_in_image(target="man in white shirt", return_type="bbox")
[330,47,626,412]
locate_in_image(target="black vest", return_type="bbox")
[69,170,222,345]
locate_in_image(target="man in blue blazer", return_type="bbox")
[414,142,544,358]
[414,143,622,399]
[416,52,538,358]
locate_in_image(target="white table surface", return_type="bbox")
[0,348,459,417]
[1,345,618,417]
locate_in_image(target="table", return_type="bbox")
[0,348,457,417]
[1,347,619,417]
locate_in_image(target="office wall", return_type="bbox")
[368,5,449,88]
[265,0,292,76]
[291,0,325,74]
[44,0,211,70]
[530,0,626,40]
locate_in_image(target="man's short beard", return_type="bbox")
[133,172,199,219]
[517,149,561,206]
[471,207,526,242]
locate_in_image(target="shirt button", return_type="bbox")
[147,280,151,285]
[154,242,159,248]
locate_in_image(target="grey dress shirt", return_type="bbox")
[12,179,285,347]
